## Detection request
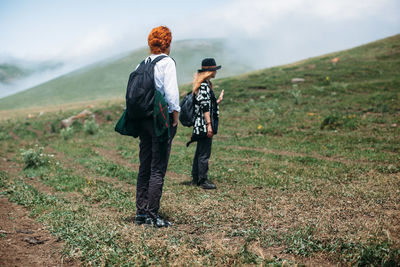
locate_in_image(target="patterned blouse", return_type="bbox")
[192,82,219,138]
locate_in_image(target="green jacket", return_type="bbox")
[115,90,170,154]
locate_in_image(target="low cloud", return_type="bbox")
[198,0,398,37]
[175,0,399,69]
[61,27,124,62]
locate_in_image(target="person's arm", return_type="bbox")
[172,110,179,127]
[162,58,180,126]
[204,111,213,138]
[217,90,224,104]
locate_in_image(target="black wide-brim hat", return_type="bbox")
[198,58,222,72]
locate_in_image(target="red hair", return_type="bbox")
[148,26,172,54]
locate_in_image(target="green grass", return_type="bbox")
[0,34,399,266]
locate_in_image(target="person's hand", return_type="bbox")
[207,124,214,138]
[217,90,224,104]
[172,110,179,127]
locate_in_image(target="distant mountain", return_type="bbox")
[0,61,63,84]
[0,64,30,84]
[0,39,253,110]
[0,60,64,99]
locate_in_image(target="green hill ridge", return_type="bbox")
[202,33,400,116]
[0,39,251,110]
[0,64,30,84]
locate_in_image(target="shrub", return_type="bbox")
[106,113,113,121]
[71,120,83,131]
[20,145,53,169]
[320,115,341,130]
[321,114,358,130]
[84,119,99,135]
[354,241,400,267]
[60,127,74,140]
[0,131,10,141]
[329,82,348,92]
[266,98,281,116]
[0,126,10,141]
[50,122,58,133]
[290,84,301,105]
[376,164,400,174]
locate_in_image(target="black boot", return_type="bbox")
[199,179,216,190]
[145,215,172,228]
[134,214,148,225]
[191,177,199,186]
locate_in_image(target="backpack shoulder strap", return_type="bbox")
[149,55,168,66]
[134,59,146,72]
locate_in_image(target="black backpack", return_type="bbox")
[179,91,195,127]
[125,55,167,120]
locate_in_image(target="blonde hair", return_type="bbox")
[192,71,215,95]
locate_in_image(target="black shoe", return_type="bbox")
[145,216,172,228]
[180,180,198,186]
[200,180,216,190]
[191,176,199,186]
[134,214,148,225]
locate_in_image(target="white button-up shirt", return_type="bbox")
[143,54,180,113]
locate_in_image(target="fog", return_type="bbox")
[1,0,399,99]
[0,51,131,98]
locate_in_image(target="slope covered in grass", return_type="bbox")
[0,34,399,266]
[0,64,29,84]
[0,39,251,110]
[0,61,62,84]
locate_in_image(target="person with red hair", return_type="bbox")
[133,26,180,228]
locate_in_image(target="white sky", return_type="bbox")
[1,0,399,66]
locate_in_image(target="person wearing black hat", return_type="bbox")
[189,58,224,189]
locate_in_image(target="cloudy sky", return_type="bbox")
[1,0,399,70]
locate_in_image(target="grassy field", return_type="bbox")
[0,34,399,266]
[0,39,252,111]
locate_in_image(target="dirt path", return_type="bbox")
[0,196,79,267]
[0,157,80,267]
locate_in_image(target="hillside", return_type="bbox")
[0,61,62,84]
[0,39,252,110]
[0,34,399,266]
[0,63,30,84]
[0,61,63,98]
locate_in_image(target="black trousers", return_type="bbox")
[136,115,177,219]
[191,137,213,183]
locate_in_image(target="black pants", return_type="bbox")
[191,137,213,183]
[136,115,177,219]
